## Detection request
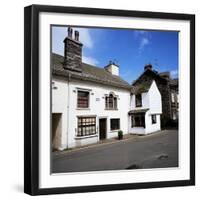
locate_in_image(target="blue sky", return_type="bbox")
[52,26,178,83]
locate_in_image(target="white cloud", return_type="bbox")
[170,69,178,78]
[133,30,151,53]
[134,30,150,39]
[77,28,93,49]
[139,37,150,51]
[134,30,146,37]
[52,26,98,65]
[82,56,99,66]
[52,27,94,56]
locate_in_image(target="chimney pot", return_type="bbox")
[63,27,83,72]
[68,27,73,38]
[75,30,79,41]
[144,63,153,71]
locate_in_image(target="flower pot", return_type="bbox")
[118,131,123,140]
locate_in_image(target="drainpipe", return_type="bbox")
[129,93,132,132]
[66,73,71,149]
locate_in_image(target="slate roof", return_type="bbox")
[132,68,178,93]
[131,81,152,94]
[52,53,131,90]
[132,68,167,86]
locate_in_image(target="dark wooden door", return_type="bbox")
[99,118,107,140]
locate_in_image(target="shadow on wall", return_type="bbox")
[161,118,178,129]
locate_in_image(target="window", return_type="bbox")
[171,93,175,103]
[151,115,157,124]
[177,94,179,103]
[77,91,89,108]
[105,94,117,110]
[135,94,142,107]
[77,117,96,136]
[172,111,177,120]
[110,118,120,130]
[131,114,145,128]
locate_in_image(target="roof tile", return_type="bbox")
[52,53,131,89]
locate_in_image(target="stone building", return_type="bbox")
[132,64,178,127]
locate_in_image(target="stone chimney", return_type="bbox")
[159,72,170,80]
[144,63,153,71]
[63,27,83,72]
[104,61,119,76]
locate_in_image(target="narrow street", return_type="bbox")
[52,130,178,173]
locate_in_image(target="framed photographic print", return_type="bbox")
[24,4,195,195]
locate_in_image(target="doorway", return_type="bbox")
[52,113,62,150]
[99,118,107,140]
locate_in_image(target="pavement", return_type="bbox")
[52,129,178,173]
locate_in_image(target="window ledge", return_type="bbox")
[76,108,90,110]
[110,129,120,132]
[75,134,98,140]
[105,108,118,111]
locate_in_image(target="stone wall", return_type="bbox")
[157,81,171,127]
[170,85,179,122]
[63,37,83,72]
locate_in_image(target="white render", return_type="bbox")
[129,80,162,135]
[52,78,130,150]
[52,78,162,150]
[105,63,119,76]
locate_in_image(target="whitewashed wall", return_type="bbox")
[52,77,130,149]
[52,79,69,150]
[148,81,162,114]
[105,64,119,76]
[145,112,161,134]
[129,81,162,135]
[130,92,149,110]
[145,81,162,133]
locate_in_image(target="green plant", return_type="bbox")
[118,130,123,140]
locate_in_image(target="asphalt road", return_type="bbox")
[52,130,178,173]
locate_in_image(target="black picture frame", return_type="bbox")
[24,4,195,195]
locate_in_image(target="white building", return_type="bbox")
[52,27,162,150]
[129,80,162,134]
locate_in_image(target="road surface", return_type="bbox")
[52,130,178,173]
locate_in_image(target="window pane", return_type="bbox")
[171,93,175,103]
[135,116,140,126]
[132,114,145,128]
[105,94,117,109]
[135,94,142,107]
[131,116,135,127]
[77,117,96,136]
[110,119,120,130]
[78,91,89,108]
[108,97,113,108]
[152,115,157,124]
[114,98,117,109]
[141,116,145,127]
